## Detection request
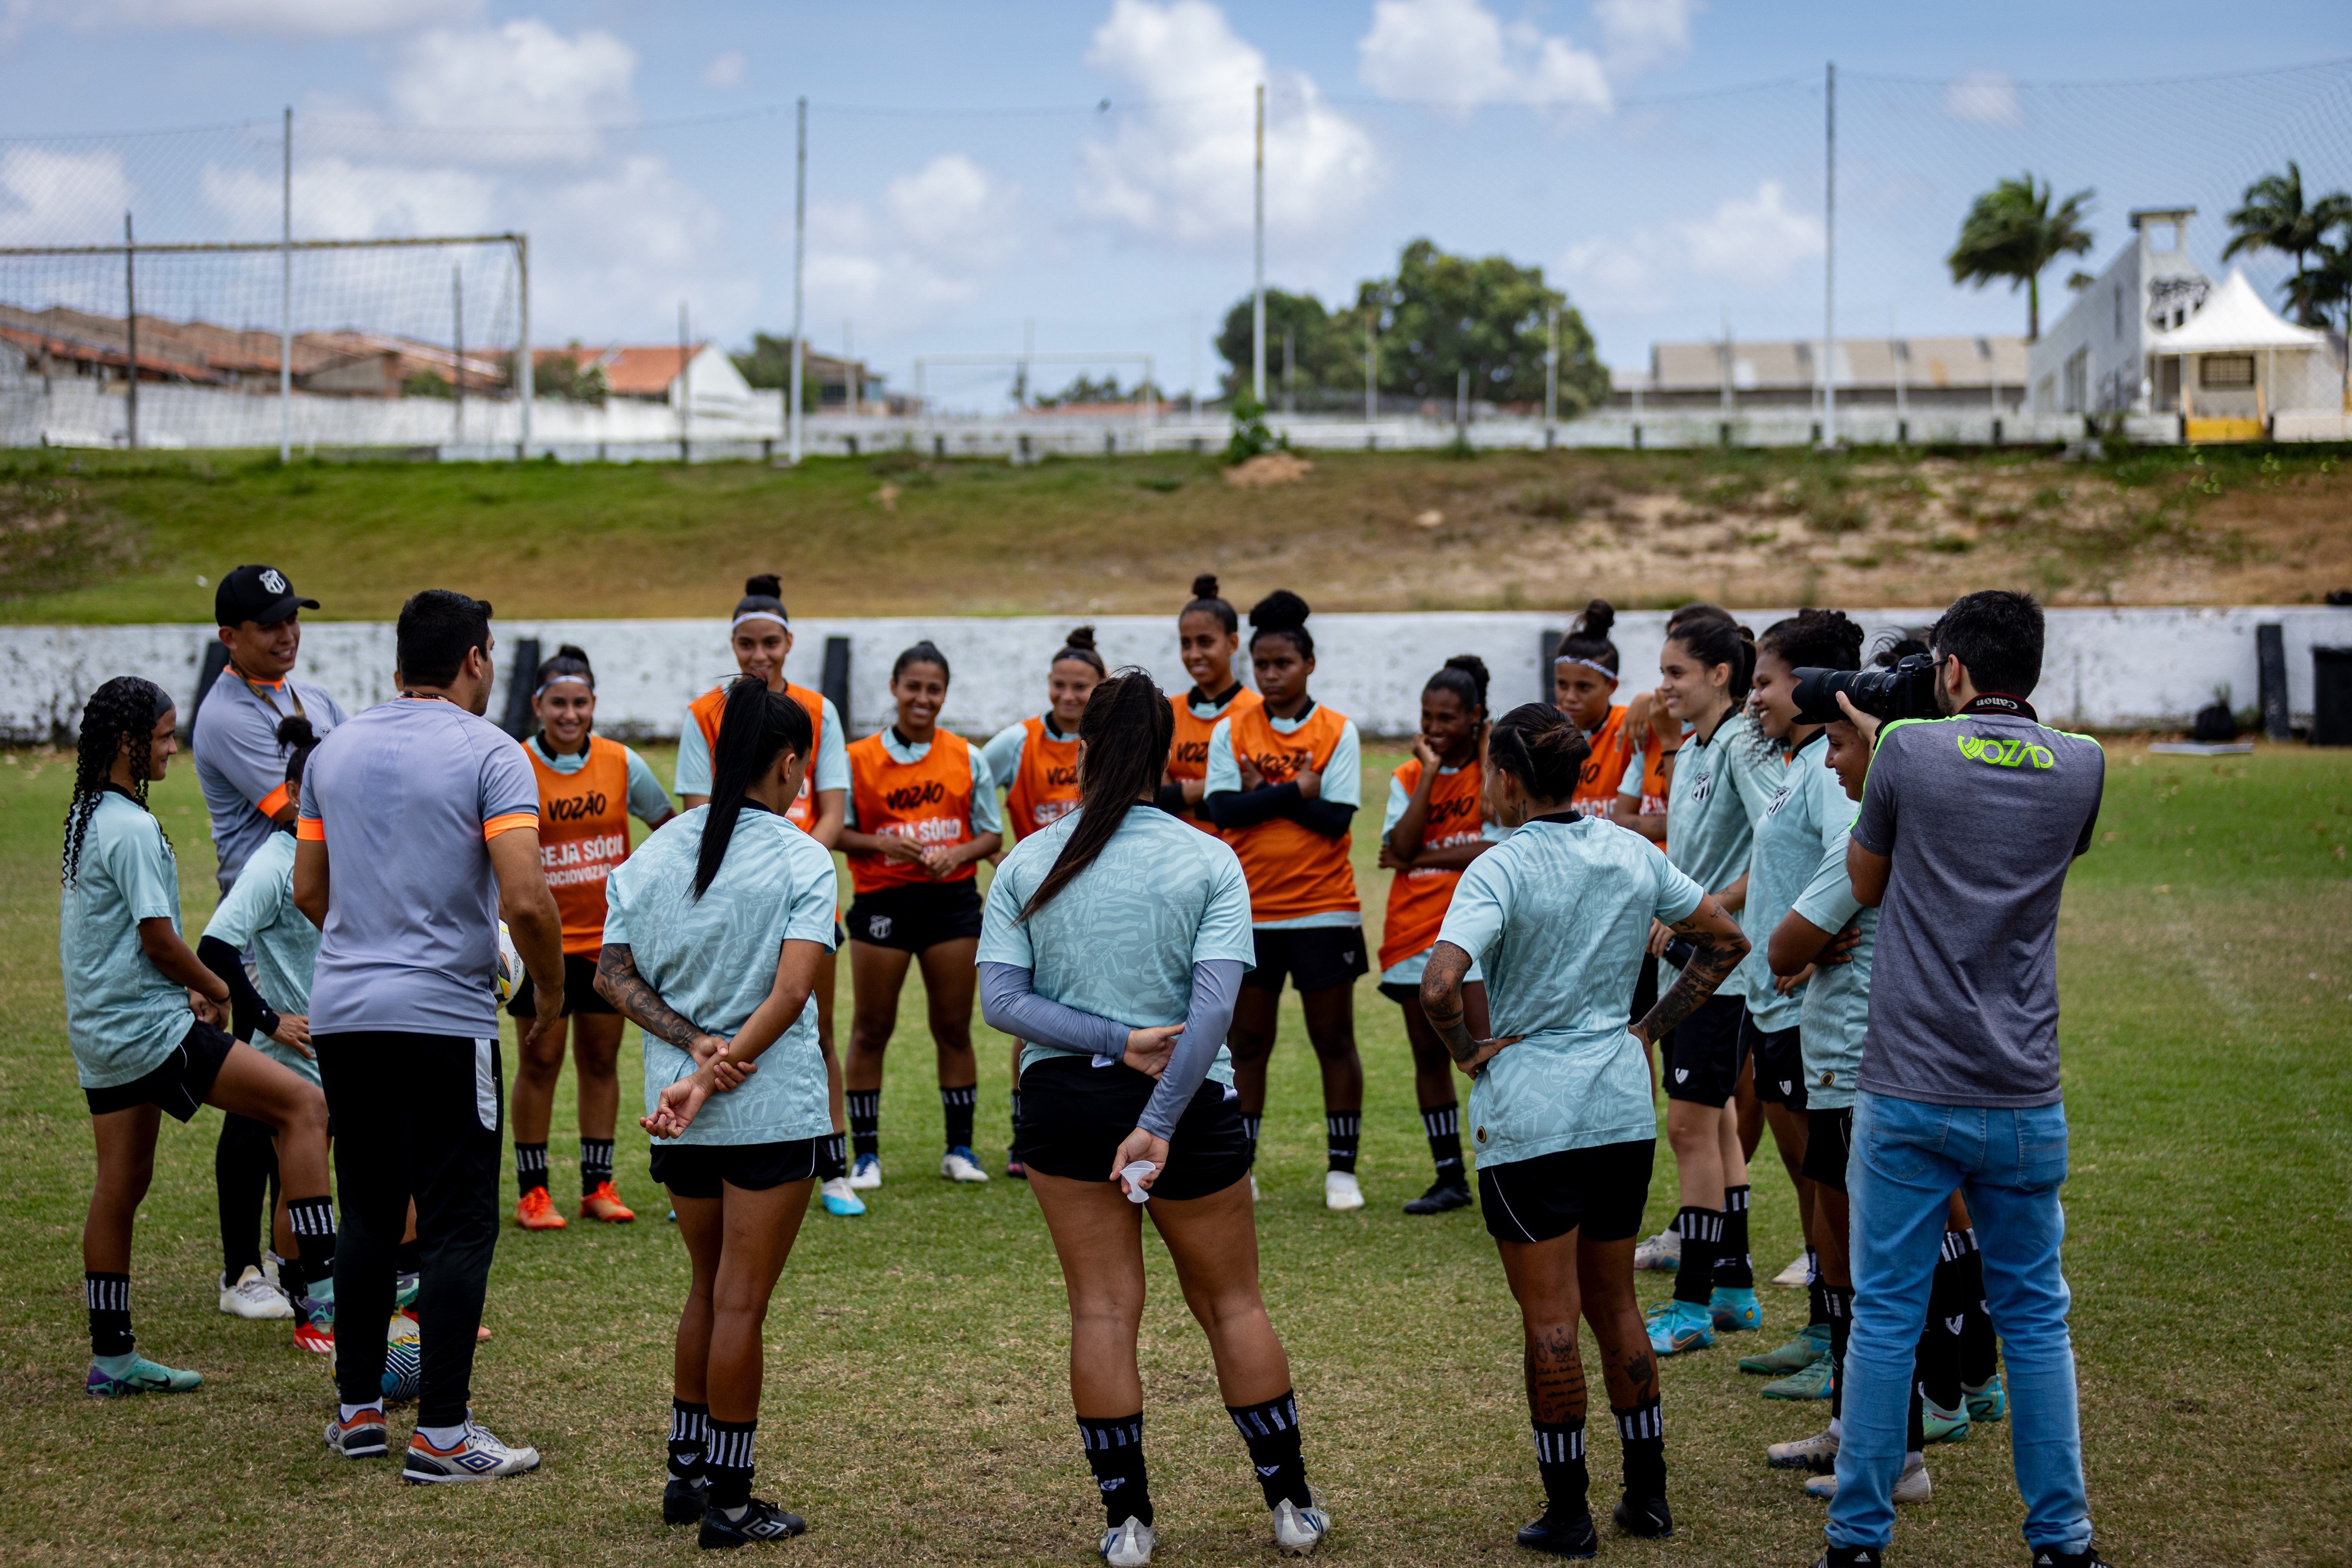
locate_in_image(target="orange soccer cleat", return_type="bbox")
[515,1185,568,1231]
[580,1181,636,1223]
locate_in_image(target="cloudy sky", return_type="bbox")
[2,1,2345,405]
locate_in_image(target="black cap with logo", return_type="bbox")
[215,564,320,628]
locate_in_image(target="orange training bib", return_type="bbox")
[527,734,633,955]
[1219,701,1358,924]
[846,729,979,894]
[1378,755,1487,972]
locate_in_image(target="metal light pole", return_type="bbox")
[1252,82,1265,407]
[123,212,136,450]
[1544,302,1559,433]
[516,234,532,456]
[452,266,465,447]
[279,107,291,464]
[789,96,806,464]
[1364,306,1375,424]
[1822,60,1837,448]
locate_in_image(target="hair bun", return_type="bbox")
[1248,589,1310,630]
[1191,572,1220,601]
[555,643,590,662]
[276,714,317,750]
[1063,625,1098,652]
[744,573,782,599]
[1577,599,1615,638]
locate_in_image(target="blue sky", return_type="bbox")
[2,1,2346,407]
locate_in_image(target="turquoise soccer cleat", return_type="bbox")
[1965,1373,2006,1423]
[86,1352,202,1398]
[1921,1396,1970,1445]
[1645,1298,1715,1356]
[1708,1286,1762,1333]
[1739,1322,1828,1375]
[1762,1355,1835,1401]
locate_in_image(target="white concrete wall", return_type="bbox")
[3,607,2344,745]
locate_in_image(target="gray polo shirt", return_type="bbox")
[299,696,540,1039]
[193,670,346,891]
[1850,709,2103,1109]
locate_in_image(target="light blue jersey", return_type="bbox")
[199,831,320,1084]
[60,791,192,1090]
[605,805,839,1147]
[1739,731,1847,1031]
[1435,814,1704,1168]
[1665,710,1780,1003]
[1789,808,1875,1111]
[979,805,1255,1079]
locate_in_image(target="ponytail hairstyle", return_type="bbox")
[1053,625,1106,675]
[276,714,323,792]
[1182,573,1239,635]
[63,676,174,887]
[1668,613,1756,706]
[1424,653,1490,744]
[1485,702,1594,805]
[891,641,951,684]
[1019,668,1172,920]
[693,675,813,901]
[1759,609,1864,674]
[734,573,788,631]
[1247,589,1314,658]
[1554,598,1620,677]
[533,642,595,696]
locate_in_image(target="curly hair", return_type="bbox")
[64,676,173,887]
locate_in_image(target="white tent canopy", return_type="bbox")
[2151,268,2327,355]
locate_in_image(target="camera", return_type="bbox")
[1792,651,1943,725]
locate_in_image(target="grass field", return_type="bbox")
[0,738,2346,1566]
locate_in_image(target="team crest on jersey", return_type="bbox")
[1764,784,1793,818]
[1688,771,1714,805]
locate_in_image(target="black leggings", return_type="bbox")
[316,1032,504,1427]
[215,1112,279,1278]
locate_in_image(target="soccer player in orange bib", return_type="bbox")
[1555,601,1636,823]
[509,646,676,1230]
[1158,575,1261,833]
[1202,591,1369,1213]
[840,642,1004,1190]
[980,627,1106,1176]
[1375,655,1502,1217]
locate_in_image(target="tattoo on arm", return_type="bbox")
[1418,942,1479,1066]
[594,944,702,1050]
[1636,899,1750,1044]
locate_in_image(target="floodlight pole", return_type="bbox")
[1822,60,1837,448]
[789,95,806,464]
[1364,305,1375,424]
[1252,82,1265,407]
[453,265,465,447]
[123,212,136,450]
[1544,301,1559,434]
[279,106,291,464]
[516,234,531,456]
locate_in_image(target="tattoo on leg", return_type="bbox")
[1525,1323,1589,1423]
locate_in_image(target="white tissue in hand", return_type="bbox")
[1121,1161,1156,1202]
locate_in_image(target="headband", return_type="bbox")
[1553,654,1619,681]
[733,610,788,633]
[534,674,592,696]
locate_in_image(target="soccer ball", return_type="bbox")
[494,921,522,1002]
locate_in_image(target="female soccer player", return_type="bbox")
[1611,603,1734,853]
[61,677,334,1399]
[1202,591,1368,1212]
[506,645,676,1231]
[1553,601,1635,821]
[1159,575,1261,832]
[597,677,834,1546]
[840,642,1004,1188]
[1420,701,1748,1553]
[981,627,1107,1174]
[674,575,861,1216]
[1645,613,1782,1356]
[1374,656,1499,1216]
[979,669,1331,1565]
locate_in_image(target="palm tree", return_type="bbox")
[2224,162,2352,325]
[1947,173,2096,340]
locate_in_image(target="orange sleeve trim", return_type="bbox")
[483,811,538,841]
[256,783,293,818]
[295,817,326,841]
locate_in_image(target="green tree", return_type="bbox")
[1947,173,2096,340]
[1033,372,1165,407]
[1355,238,1605,412]
[1213,289,1357,402]
[2224,161,2352,325]
[729,333,820,410]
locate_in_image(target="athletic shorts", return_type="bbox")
[86,1018,233,1121]
[506,951,616,1019]
[650,1136,821,1198]
[1742,1017,1808,1111]
[1242,925,1368,995]
[846,881,983,954]
[1014,1054,1253,1201]
[1478,1138,1656,1246]
[1662,991,1748,1106]
[1802,1106,1855,1194]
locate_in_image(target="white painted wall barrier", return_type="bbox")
[2,607,2344,745]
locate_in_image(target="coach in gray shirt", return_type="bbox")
[193,564,346,892]
[1815,591,2108,1568]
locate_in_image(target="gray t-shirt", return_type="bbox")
[299,696,541,1038]
[1851,710,2103,1109]
[193,670,346,891]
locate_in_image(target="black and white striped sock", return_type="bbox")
[85,1271,132,1358]
[514,1141,550,1194]
[706,1417,757,1512]
[580,1138,614,1195]
[1421,1102,1464,1180]
[847,1091,880,1159]
[1010,1089,1023,1140]
[1531,1420,1588,1516]
[940,1085,977,1151]
[1716,1183,1753,1288]
[817,1132,847,1182]
[1671,1206,1722,1307]
[1242,1114,1262,1156]
[1076,1413,1152,1529]
[288,1195,336,1273]
[667,1398,710,1482]
[1226,1390,1312,1510]
[1325,1112,1361,1174]
[1613,1399,1666,1497]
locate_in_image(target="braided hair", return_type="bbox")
[1485,702,1594,805]
[63,676,173,887]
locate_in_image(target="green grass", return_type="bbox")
[0,740,2346,1564]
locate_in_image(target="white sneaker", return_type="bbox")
[1804,1453,1930,1503]
[820,1176,867,1216]
[1633,1227,1682,1271]
[402,1415,543,1483]
[941,1148,990,1183]
[1766,1427,1839,1473]
[849,1153,883,1190]
[1100,1516,1155,1566]
[219,1265,294,1320]
[1772,1249,1812,1289]
[1271,1496,1331,1555]
[1323,1171,1364,1212]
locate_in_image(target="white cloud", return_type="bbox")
[1078,0,1379,246]
[701,50,748,90]
[200,155,498,240]
[0,148,133,245]
[1945,68,2022,128]
[8,0,474,38]
[807,153,1021,332]
[524,154,749,337]
[1591,0,1700,76]
[1561,179,1823,310]
[1358,0,1610,113]
[389,20,637,158]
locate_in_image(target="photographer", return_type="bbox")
[1800,591,2109,1568]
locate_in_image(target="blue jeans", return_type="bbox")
[1828,1091,2093,1556]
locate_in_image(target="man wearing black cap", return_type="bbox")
[194,565,346,896]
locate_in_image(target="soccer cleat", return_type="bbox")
[1740,1322,1829,1375]
[1006,1155,1027,1180]
[2030,1547,2116,1568]
[1612,1493,1673,1539]
[516,1186,567,1230]
[1633,1228,1681,1271]
[1100,1515,1155,1566]
[219,1264,295,1319]
[1805,1454,1930,1503]
[1514,1508,1598,1557]
[1814,1551,1883,1568]
[293,1279,336,1354]
[1965,1373,2007,1423]
[1763,1356,1836,1402]
[1920,1396,1970,1445]
[849,1154,883,1191]
[580,1181,636,1223]
[1323,1171,1365,1212]
[1766,1428,1839,1473]
[818,1176,866,1217]
[1645,1298,1715,1356]
[1772,1249,1813,1289]
[1709,1286,1762,1332]
[698,1497,807,1548]
[941,1147,990,1183]
[1271,1495,1331,1555]
[1402,1177,1472,1215]
[325,1407,390,1459]
[663,1475,709,1526]
[402,1416,542,1483]
[85,1352,201,1397]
